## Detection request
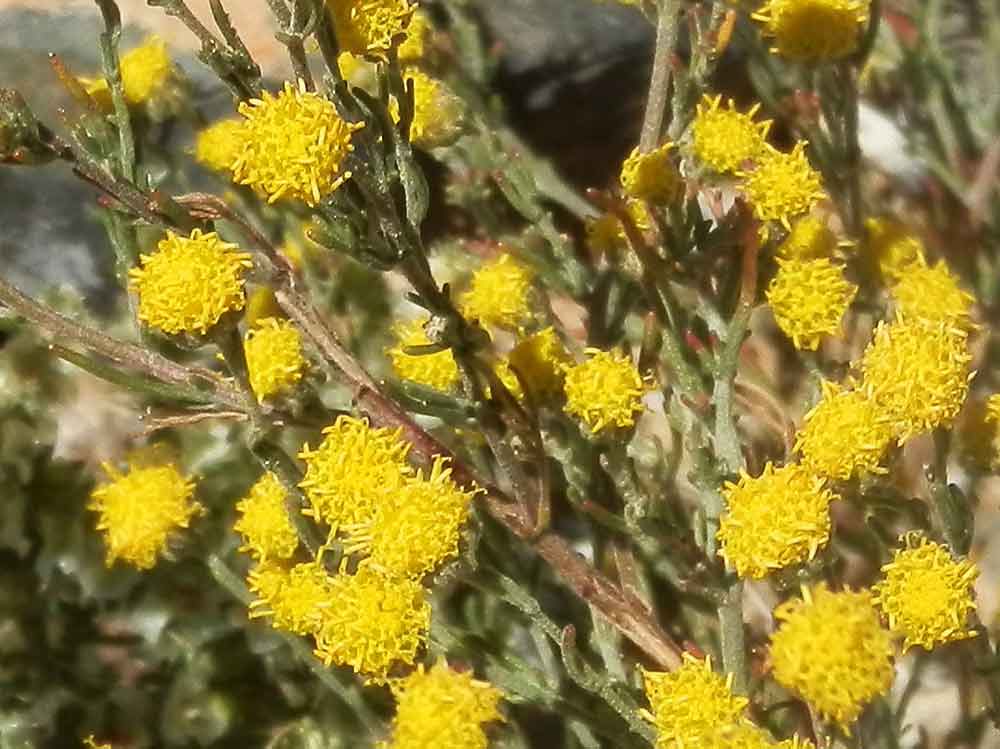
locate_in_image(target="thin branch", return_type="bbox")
[639,0,681,152]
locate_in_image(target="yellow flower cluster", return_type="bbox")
[89,461,202,569]
[405,68,464,149]
[195,118,245,173]
[82,36,177,106]
[864,217,926,281]
[718,462,837,579]
[766,257,857,350]
[387,316,461,391]
[507,327,570,397]
[619,142,683,203]
[234,473,299,562]
[381,661,504,749]
[460,253,535,330]
[233,81,364,206]
[753,0,870,62]
[584,200,653,255]
[129,229,252,336]
[563,349,649,433]
[889,258,975,333]
[328,0,417,59]
[691,95,771,174]
[740,143,825,229]
[777,215,838,260]
[244,317,307,402]
[249,560,333,636]
[873,534,979,651]
[770,584,893,728]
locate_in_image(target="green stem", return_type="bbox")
[640,0,681,152]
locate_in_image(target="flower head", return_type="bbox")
[195,118,245,173]
[89,461,201,569]
[387,317,461,391]
[460,253,534,330]
[344,457,478,579]
[864,218,925,282]
[718,462,836,579]
[83,36,177,106]
[777,215,838,260]
[398,9,430,62]
[563,349,649,433]
[245,317,307,402]
[753,0,869,62]
[740,143,825,228]
[405,68,464,149]
[248,560,334,636]
[328,0,417,59]
[299,415,413,530]
[691,95,771,173]
[643,654,750,748]
[890,258,975,333]
[620,142,683,203]
[383,661,504,749]
[233,81,363,206]
[795,381,894,480]
[766,257,857,350]
[770,584,894,728]
[873,534,979,651]
[860,318,972,443]
[313,566,430,682]
[508,327,571,398]
[129,229,252,335]
[234,473,299,562]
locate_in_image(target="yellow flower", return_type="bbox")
[405,68,464,149]
[82,36,177,106]
[864,217,925,282]
[313,566,430,682]
[620,142,683,203]
[766,257,857,350]
[89,461,201,570]
[585,201,653,255]
[643,654,750,748]
[795,381,894,480]
[770,584,894,729]
[776,215,838,260]
[248,560,334,636]
[398,9,430,62]
[244,317,307,402]
[382,661,504,749]
[563,349,649,433]
[718,462,836,579]
[860,318,972,443]
[508,327,571,398]
[873,533,979,651]
[233,81,363,206]
[195,118,245,173]
[328,0,417,59]
[345,457,477,578]
[387,316,461,391]
[889,258,975,333]
[754,0,869,62]
[691,95,771,174]
[234,473,299,562]
[740,142,825,228]
[493,357,524,401]
[129,229,252,335]
[460,253,534,330]
[299,415,413,529]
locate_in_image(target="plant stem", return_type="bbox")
[640,0,681,152]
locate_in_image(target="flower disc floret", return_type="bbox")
[508,327,571,398]
[195,118,246,172]
[890,258,975,333]
[89,462,201,569]
[777,216,838,260]
[620,142,683,203]
[643,654,750,748]
[387,317,461,391]
[129,229,252,335]
[460,253,534,330]
[233,81,363,206]
[299,415,413,529]
[313,566,430,683]
[740,143,824,228]
[860,318,972,443]
[234,473,299,562]
[245,317,307,402]
[691,95,771,173]
[873,534,979,651]
[718,462,837,579]
[770,584,894,728]
[753,0,869,62]
[563,349,649,433]
[329,0,416,59]
[383,661,504,749]
[795,381,893,480]
[766,257,857,350]
[864,218,925,281]
[248,561,334,636]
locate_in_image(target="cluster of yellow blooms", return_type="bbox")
[753,0,870,62]
[81,36,180,111]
